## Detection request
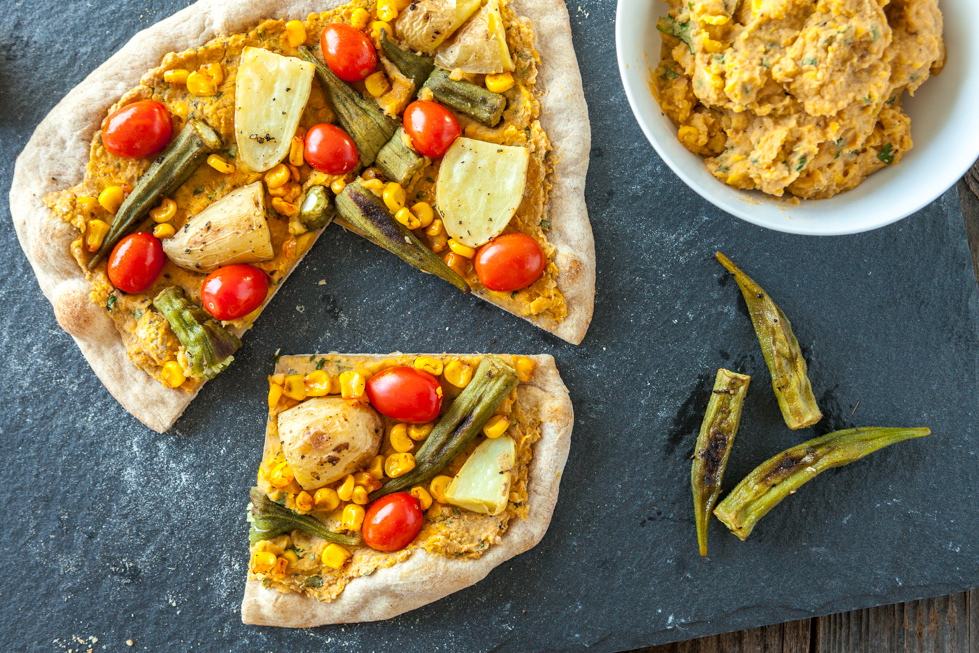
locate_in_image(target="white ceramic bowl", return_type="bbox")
[616,0,979,235]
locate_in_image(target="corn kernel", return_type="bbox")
[269,556,289,579]
[76,196,99,214]
[268,379,284,409]
[395,0,411,8]
[515,357,536,382]
[314,487,340,511]
[365,71,391,98]
[254,539,285,557]
[350,8,372,30]
[370,21,392,42]
[250,550,277,574]
[448,239,476,258]
[425,218,444,237]
[321,543,352,569]
[330,178,347,194]
[382,182,406,212]
[443,359,474,388]
[411,202,435,228]
[408,422,434,441]
[161,360,186,388]
[362,167,383,180]
[482,414,510,439]
[207,154,234,174]
[304,370,332,397]
[84,219,110,252]
[353,472,374,486]
[201,63,224,85]
[341,504,365,531]
[485,71,515,93]
[149,198,177,223]
[429,475,452,503]
[269,462,295,489]
[337,474,356,502]
[283,374,307,401]
[186,70,218,96]
[413,356,443,376]
[289,136,305,167]
[395,207,421,230]
[265,163,291,189]
[368,455,386,480]
[339,370,368,404]
[443,251,469,276]
[377,0,398,22]
[361,178,385,195]
[352,485,369,505]
[389,423,414,453]
[272,197,299,217]
[385,452,416,478]
[153,223,176,239]
[284,20,307,48]
[171,102,189,121]
[98,186,125,214]
[295,490,314,512]
[282,549,300,564]
[410,486,433,510]
[163,69,190,85]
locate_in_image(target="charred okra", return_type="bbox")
[153,286,241,379]
[380,31,436,92]
[298,186,334,231]
[248,487,360,546]
[375,128,428,186]
[423,70,507,127]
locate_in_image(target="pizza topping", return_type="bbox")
[365,366,444,423]
[437,137,529,247]
[101,99,173,159]
[402,100,461,158]
[320,23,378,82]
[248,487,360,546]
[234,47,314,172]
[161,182,273,273]
[380,30,436,91]
[303,123,359,175]
[361,492,424,552]
[375,127,429,186]
[297,185,335,231]
[152,285,241,379]
[444,434,516,516]
[106,232,166,294]
[434,0,515,75]
[422,69,506,127]
[474,233,546,292]
[393,0,482,54]
[200,264,269,321]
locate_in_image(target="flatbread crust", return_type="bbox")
[241,353,572,626]
[10,0,593,434]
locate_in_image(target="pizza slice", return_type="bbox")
[10,0,593,433]
[241,352,572,625]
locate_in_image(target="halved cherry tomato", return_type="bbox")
[107,232,166,294]
[320,23,377,82]
[362,493,424,552]
[304,124,359,174]
[200,264,269,321]
[474,233,546,292]
[365,366,443,423]
[102,100,173,159]
[403,100,461,158]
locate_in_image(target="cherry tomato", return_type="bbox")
[107,232,166,294]
[403,100,461,158]
[304,124,359,174]
[474,233,547,292]
[320,23,377,82]
[365,366,443,423]
[102,100,173,159]
[362,493,424,552]
[200,264,269,321]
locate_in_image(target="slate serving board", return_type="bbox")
[3,1,979,651]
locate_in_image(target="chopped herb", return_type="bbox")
[106,295,117,312]
[193,187,204,195]
[795,156,807,172]
[302,575,323,588]
[878,143,895,165]
[132,308,143,320]
[510,290,518,299]
[801,57,818,66]
[660,66,681,81]
[316,358,327,370]
[540,219,551,230]
[871,28,879,43]
[656,15,694,53]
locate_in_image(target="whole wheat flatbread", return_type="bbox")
[10,0,593,434]
[241,353,573,626]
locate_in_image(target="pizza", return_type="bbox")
[241,352,572,625]
[10,0,594,433]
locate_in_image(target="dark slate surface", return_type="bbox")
[3,1,979,651]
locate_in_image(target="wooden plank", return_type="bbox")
[634,619,811,653]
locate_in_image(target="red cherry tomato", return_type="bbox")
[365,366,443,423]
[403,100,461,158]
[102,100,173,159]
[200,264,269,321]
[304,124,359,174]
[320,23,377,82]
[107,232,166,294]
[362,493,424,552]
[474,233,547,292]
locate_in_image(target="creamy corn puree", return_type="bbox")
[654,0,944,199]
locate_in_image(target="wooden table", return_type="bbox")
[630,178,979,653]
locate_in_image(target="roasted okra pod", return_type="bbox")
[248,487,360,546]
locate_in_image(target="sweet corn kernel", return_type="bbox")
[269,556,289,579]
[272,197,299,217]
[365,71,391,98]
[282,549,300,564]
[284,20,307,47]
[265,163,291,189]
[515,357,536,382]
[443,251,469,276]
[269,462,295,488]
[408,423,434,441]
[362,167,383,180]
[361,178,385,195]
[350,8,372,30]
[382,182,406,212]
[321,543,352,569]
[339,370,368,404]
[149,198,177,223]
[425,218,444,237]
[352,485,369,505]
[201,63,225,85]
[429,475,452,503]
[331,178,347,194]
[207,154,234,174]
[163,69,190,85]
[153,223,176,239]
[268,180,299,199]
[377,0,398,22]
[395,207,421,230]
[98,186,125,214]
[250,550,277,574]
[268,379,284,409]
[171,102,189,120]
[295,490,314,512]
[186,70,217,96]
[283,374,307,401]
[482,414,510,439]
[448,239,476,258]
[443,359,474,388]
[370,21,392,42]
[84,219,110,252]
[395,0,411,7]
[353,472,374,486]
[289,136,305,167]
[341,504,365,532]
[413,356,443,376]
[161,360,186,388]
[485,71,515,93]
[389,423,414,453]
[76,196,99,214]
[337,474,356,502]
[304,370,332,397]
[314,487,340,511]
[368,455,386,480]
[412,202,435,228]
[410,486,433,510]
[254,539,285,556]
[430,231,449,253]
[385,452,416,478]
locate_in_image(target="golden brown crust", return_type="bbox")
[241,353,573,626]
